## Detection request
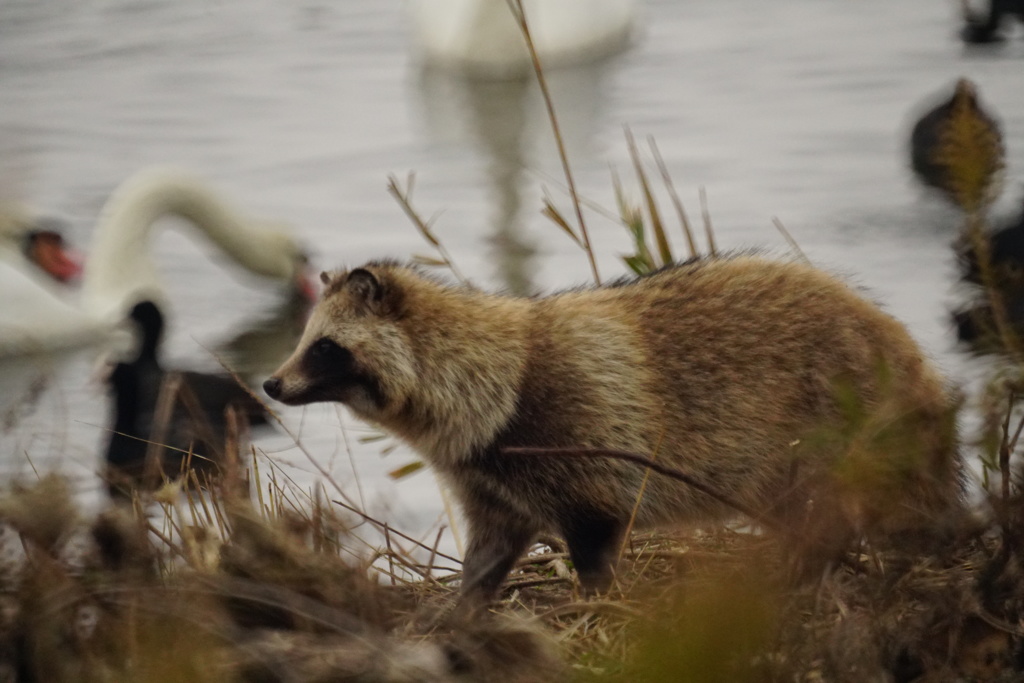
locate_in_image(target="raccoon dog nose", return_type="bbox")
[263,377,282,399]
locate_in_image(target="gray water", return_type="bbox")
[1,0,1023,548]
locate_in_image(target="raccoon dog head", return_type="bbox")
[263,265,417,420]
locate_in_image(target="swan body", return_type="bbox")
[0,210,105,354]
[0,254,110,355]
[0,168,308,358]
[408,0,639,78]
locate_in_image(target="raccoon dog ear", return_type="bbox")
[345,268,397,315]
[347,268,381,300]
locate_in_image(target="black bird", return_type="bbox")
[954,198,1024,351]
[962,0,1024,44]
[105,300,268,497]
[958,198,1024,285]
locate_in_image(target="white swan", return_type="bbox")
[407,0,639,79]
[0,168,309,358]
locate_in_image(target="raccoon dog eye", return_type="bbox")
[311,337,353,365]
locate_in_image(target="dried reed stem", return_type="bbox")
[699,186,718,256]
[386,172,469,285]
[617,428,666,564]
[509,0,601,284]
[772,216,810,264]
[625,127,671,267]
[649,136,698,259]
[332,497,463,565]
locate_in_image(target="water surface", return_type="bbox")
[1,0,1022,548]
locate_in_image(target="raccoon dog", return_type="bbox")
[264,257,959,602]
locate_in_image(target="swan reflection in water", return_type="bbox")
[407,0,637,294]
[413,59,627,295]
[407,0,638,79]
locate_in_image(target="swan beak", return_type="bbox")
[31,230,84,283]
[51,246,84,283]
[294,269,319,303]
[89,352,117,387]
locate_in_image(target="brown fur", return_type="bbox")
[265,256,960,600]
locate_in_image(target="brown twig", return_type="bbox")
[332,498,463,565]
[502,446,771,527]
[534,599,643,621]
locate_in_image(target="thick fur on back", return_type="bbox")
[267,256,960,599]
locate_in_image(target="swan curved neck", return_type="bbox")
[81,169,301,320]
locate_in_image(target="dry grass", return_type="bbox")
[0,465,566,682]
[4,465,1024,682]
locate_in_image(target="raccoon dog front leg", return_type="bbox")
[457,490,538,602]
[460,521,537,603]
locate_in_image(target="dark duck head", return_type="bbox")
[961,0,1024,44]
[105,300,269,498]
